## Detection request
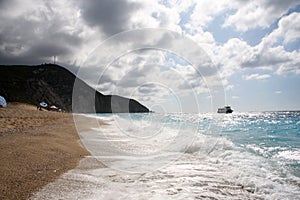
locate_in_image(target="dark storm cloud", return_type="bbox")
[0,7,83,65]
[0,42,71,65]
[29,42,71,58]
[80,0,141,35]
[0,0,10,8]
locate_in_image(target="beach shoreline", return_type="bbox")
[0,103,89,200]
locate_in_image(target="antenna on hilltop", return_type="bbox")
[53,56,56,64]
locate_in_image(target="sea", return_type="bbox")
[32,112,300,200]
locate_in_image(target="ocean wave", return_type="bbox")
[69,112,300,198]
[275,150,300,161]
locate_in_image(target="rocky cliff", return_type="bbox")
[0,64,149,113]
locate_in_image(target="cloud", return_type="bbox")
[211,38,254,77]
[275,91,282,94]
[232,96,240,99]
[138,83,159,94]
[262,12,300,47]
[237,12,300,74]
[0,0,10,8]
[80,0,141,35]
[243,73,271,80]
[0,0,85,65]
[224,0,299,31]
[211,11,300,77]
[240,46,291,69]
[76,27,223,101]
[190,0,230,28]
[85,45,214,104]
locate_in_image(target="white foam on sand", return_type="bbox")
[31,154,300,200]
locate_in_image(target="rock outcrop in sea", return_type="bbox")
[0,64,149,113]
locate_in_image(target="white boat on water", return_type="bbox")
[217,106,233,113]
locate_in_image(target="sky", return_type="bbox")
[0,0,300,113]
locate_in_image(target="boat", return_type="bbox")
[217,106,233,114]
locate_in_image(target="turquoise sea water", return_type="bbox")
[215,112,300,177]
[94,112,300,198]
[112,111,300,173]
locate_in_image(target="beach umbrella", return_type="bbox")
[0,96,7,108]
[50,105,58,109]
[39,102,48,108]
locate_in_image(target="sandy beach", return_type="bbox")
[0,103,89,200]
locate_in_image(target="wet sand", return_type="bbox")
[0,103,89,200]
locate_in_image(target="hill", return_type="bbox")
[0,64,149,113]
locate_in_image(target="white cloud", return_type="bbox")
[275,91,282,94]
[262,12,300,47]
[232,96,240,99]
[211,38,255,77]
[243,12,300,75]
[224,0,299,31]
[243,73,271,80]
[210,11,300,77]
[190,0,230,28]
[130,0,182,32]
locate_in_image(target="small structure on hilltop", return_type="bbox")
[0,96,7,108]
